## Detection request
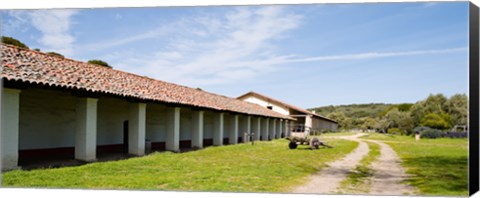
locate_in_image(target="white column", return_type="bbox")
[128,102,146,155]
[284,120,289,137]
[166,107,180,152]
[279,119,283,138]
[192,110,204,149]
[213,112,224,146]
[252,117,261,141]
[261,118,269,141]
[75,97,98,161]
[1,88,21,170]
[229,114,239,144]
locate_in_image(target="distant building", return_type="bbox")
[237,92,338,136]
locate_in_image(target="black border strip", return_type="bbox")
[469,2,479,196]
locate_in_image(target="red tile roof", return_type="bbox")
[1,44,294,120]
[237,91,337,123]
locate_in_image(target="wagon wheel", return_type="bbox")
[288,141,298,149]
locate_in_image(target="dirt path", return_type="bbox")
[291,133,369,194]
[365,139,416,195]
[291,133,415,195]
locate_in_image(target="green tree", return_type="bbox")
[397,103,413,112]
[445,94,468,126]
[326,111,352,129]
[88,59,112,68]
[361,117,378,131]
[1,36,29,49]
[397,112,414,135]
[424,93,448,114]
[374,118,389,133]
[420,113,452,130]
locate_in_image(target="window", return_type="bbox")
[267,106,273,110]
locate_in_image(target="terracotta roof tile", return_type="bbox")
[1,44,294,120]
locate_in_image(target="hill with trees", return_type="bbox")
[309,93,468,135]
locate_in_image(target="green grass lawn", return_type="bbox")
[337,141,381,194]
[2,139,358,192]
[360,133,468,196]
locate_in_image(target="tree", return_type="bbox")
[88,59,112,68]
[374,118,389,133]
[409,100,426,126]
[397,103,413,112]
[424,93,448,114]
[397,112,414,135]
[1,36,29,49]
[326,111,352,129]
[361,117,378,131]
[445,94,468,126]
[420,113,452,130]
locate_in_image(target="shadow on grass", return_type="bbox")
[402,155,468,195]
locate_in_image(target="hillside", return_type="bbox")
[307,103,415,132]
[309,103,413,120]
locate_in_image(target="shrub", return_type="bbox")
[47,52,64,58]
[1,36,29,49]
[420,129,467,139]
[413,126,431,133]
[88,59,112,68]
[444,131,468,138]
[387,128,405,135]
[420,129,444,139]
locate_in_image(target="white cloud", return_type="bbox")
[97,6,466,88]
[28,9,78,56]
[3,10,30,34]
[283,47,468,63]
[80,21,181,52]
[108,6,303,87]
[3,9,78,56]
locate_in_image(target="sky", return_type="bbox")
[1,2,470,109]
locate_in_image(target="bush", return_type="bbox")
[47,52,64,58]
[444,131,468,138]
[420,129,444,139]
[387,128,405,135]
[88,59,112,68]
[1,36,29,49]
[413,126,431,133]
[420,129,468,139]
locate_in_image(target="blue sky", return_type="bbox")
[1,2,469,109]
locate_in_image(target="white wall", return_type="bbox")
[311,117,339,131]
[223,113,231,139]
[242,96,290,116]
[305,115,313,129]
[145,103,167,142]
[19,88,77,150]
[203,111,214,139]
[97,96,129,145]
[179,108,192,141]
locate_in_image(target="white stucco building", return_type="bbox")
[237,92,338,136]
[0,44,296,171]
